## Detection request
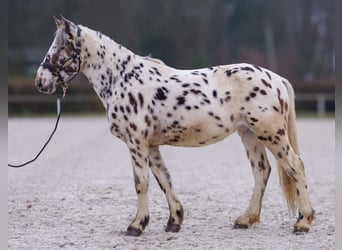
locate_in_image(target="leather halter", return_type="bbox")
[40,26,82,97]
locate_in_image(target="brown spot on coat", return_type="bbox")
[128,92,138,112]
[155,88,167,100]
[261,79,272,89]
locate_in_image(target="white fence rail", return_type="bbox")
[296,93,334,117]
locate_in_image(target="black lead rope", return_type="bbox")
[8,98,62,168]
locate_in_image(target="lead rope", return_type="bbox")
[8,98,62,168]
[62,83,68,98]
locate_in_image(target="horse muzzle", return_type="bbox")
[35,77,57,94]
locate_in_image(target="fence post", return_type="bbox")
[317,94,326,118]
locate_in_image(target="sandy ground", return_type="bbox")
[8,117,335,250]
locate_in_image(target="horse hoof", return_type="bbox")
[233,223,249,229]
[293,226,309,234]
[165,223,181,232]
[126,226,143,236]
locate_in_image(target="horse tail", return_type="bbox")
[285,80,300,155]
[278,79,298,215]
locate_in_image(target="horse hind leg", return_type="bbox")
[276,144,315,233]
[234,128,271,229]
[148,146,184,232]
[253,124,315,233]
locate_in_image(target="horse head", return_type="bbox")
[35,15,82,94]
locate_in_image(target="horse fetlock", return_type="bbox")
[293,209,315,234]
[234,213,260,229]
[165,205,184,232]
[165,221,181,233]
[126,215,150,236]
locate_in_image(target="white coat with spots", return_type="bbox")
[35,16,315,236]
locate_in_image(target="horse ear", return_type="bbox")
[60,15,72,25]
[58,15,78,38]
[53,16,63,29]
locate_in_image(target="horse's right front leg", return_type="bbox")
[126,143,150,236]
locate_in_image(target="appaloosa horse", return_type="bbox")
[35,16,315,236]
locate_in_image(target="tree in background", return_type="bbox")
[9,0,334,83]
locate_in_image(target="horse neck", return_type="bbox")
[80,25,136,96]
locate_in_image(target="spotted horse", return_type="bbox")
[35,16,315,236]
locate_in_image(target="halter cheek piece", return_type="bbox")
[40,26,82,97]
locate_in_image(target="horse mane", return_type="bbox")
[143,56,165,65]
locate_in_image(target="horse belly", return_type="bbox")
[152,120,235,147]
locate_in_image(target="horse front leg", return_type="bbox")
[148,146,184,232]
[126,142,150,236]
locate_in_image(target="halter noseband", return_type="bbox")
[40,26,82,97]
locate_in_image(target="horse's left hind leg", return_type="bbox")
[234,128,271,229]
